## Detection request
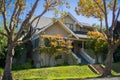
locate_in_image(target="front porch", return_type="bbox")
[72,40,87,54]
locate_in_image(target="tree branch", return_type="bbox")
[114,7,120,28]
[9,4,18,30]
[0,30,8,37]
[111,0,117,31]
[103,0,109,35]
[2,0,10,34]
[14,0,39,43]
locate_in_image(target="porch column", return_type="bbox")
[73,22,76,31]
[82,41,84,49]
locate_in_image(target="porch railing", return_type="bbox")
[79,48,95,64]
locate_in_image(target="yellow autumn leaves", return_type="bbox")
[41,34,73,49]
[15,0,26,10]
[87,31,105,40]
[76,0,104,20]
[39,34,73,56]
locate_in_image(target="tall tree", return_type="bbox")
[76,0,120,76]
[0,0,68,80]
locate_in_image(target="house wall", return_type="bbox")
[32,50,77,67]
[44,22,70,37]
[64,16,77,31]
[64,16,75,24]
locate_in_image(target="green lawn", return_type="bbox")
[13,65,99,80]
[0,63,120,80]
[112,62,120,76]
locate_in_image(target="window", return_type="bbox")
[65,23,74,30]
[32,38,39,49]
[55,55,62,60]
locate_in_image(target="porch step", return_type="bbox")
[89,64,104,75]
[76,53,89,64]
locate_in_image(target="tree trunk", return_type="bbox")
[95,54,99,64]
[2,44,14,80]
[102,49,114,76]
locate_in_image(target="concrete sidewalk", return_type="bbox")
[86,77,120,80]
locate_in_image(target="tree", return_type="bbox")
[0,0,68,80]
[39,34,73,65]
[87,31,108,63]
[76,0,120,76]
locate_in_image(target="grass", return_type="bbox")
[112,62,120,76]
[13,65,99,80]
[0,63,120,80]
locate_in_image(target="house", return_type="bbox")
[31,13,95,67]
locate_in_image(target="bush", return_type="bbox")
[12,62,32,70]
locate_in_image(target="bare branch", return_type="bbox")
[31,9,47,28]
[100,18,103,32]
[114,7,120,27]
[111,0,117,31]
[2,0,10,34]
[103,0,109,35]
[14,0,39,43]
[9,4,18,30]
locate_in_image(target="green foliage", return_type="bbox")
[12,62,32,70]
[87,31,108,63]
[0,29,7,59]
[87,31,108,54]
[112,62,120,73]
[55,55,62,60]
[14,43,28,59]
[0,67,3,76]
[114,46,120,62]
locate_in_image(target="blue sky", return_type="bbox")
[28,0,120,27]
[1,0,120,27]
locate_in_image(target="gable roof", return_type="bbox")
[38,20,79,39]
[31,16,53,29]
[66,12,91,27]
[65,13,83,27]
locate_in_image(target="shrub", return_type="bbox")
[12,62,32,70]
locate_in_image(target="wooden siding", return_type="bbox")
[43,22,70,37]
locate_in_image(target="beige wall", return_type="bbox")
[64,15,75,24]
[43,22,70,37]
